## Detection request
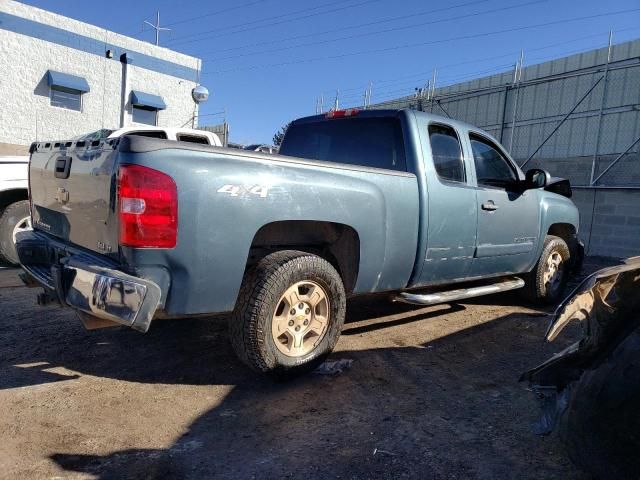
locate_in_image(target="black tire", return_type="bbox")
[522,235,570,305]
[229,250,346,377]
[0,200,31,265]
[558,325,640,479]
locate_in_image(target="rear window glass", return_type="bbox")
[177,134,210,144]
[127,131,168,139]
[279,117,406,171]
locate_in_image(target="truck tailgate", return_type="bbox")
[29,140,119,256]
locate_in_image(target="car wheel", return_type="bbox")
[0,200,31,265]
[229,250,346,377]
[558,324,640,479]
[522,235,570,305]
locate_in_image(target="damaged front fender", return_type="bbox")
[521,256,640,434]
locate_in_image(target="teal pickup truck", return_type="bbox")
[17,109,582,376]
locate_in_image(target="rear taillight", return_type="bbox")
[118,165,177,248]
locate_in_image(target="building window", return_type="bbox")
[46,70,89,112]
[132,106,158,126]
[50,86,83,111]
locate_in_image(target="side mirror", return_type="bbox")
[525,168,550,189]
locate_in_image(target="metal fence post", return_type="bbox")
[429,69,437,113]
[508,50,524,154]
[589,31,613,185]
[498,85,510,143]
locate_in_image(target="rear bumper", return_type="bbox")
[16,230,161,332]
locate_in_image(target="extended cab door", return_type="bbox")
[467,132,540,276]
[415,122,477,285]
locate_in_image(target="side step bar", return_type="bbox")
[394,277,525,306]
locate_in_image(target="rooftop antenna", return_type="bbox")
[333,90,340,111]
[144,11,171,46]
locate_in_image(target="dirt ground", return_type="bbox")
[0,260,612,479]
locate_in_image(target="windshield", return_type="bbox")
[71,129,114,142]
[279,117,406,171]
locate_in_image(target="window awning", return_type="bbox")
[47,70,90,93]
[131,91,167,110]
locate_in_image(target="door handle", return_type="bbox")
[482,200,498,211]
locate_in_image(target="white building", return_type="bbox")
[0,1,204,155]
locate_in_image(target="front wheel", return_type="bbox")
[522,235,570,305]
[229,250,346,377]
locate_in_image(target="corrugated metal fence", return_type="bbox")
[374,39,640,188]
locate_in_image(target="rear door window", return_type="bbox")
[428,124,465,183]
[279,117,407,171]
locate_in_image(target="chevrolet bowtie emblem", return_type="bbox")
[55,187,69,204]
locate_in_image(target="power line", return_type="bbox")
[163,0,271,28]
[206,0,545,63]
[324,26,640,97]
[341,36,639,108]
[338,63,516,103]
[198,0,489,56]
[202,8,640,75]
[167,0,383,46]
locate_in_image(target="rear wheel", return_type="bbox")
[522,235,570,304]
[0,200,31,265]
[229,250,346,377]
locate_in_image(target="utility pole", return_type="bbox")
[333,90,339,111]
[144,11,171,46]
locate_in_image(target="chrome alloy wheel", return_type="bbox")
[12,215,32,244]
[543,251,564,296]
[271,280,330,357]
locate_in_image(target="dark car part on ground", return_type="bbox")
[521,256,640,479]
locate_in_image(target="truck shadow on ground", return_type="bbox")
[1,300,578,479]
[46,308,581,479]
[0,292,467,389]
[0,281,584,478]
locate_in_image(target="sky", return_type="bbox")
[19,0,640,144]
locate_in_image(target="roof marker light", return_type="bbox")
[325,109,359,119]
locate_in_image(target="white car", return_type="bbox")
[107,127,222,146]
[0,127,221,264]
[0,155,30,265]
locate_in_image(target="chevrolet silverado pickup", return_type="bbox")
[0,127,220,265]
[17,109,583,376]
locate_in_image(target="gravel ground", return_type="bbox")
[0,260,613,479]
